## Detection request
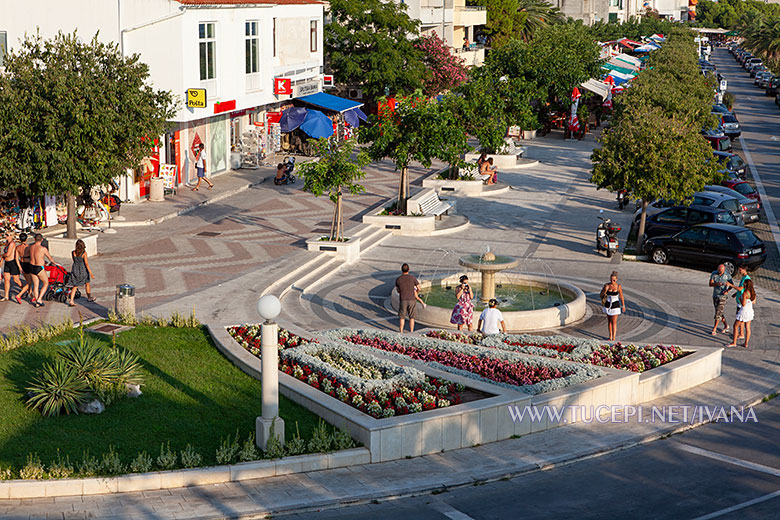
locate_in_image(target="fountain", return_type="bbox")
[389,249,587,332]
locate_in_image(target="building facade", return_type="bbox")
[1,0,324,200]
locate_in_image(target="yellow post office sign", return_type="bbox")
[187,88,207,108]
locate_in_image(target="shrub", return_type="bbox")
[0,466,12,480]
[238,432,260,462]
[111,347,144,385]
[285,422,306,456]
[156,442,178,470]
[215,431,241,465]
[25,358,90,417]
[129,451,153,474]
[48,451,74,479]
[333,427,356,451]
[100,446,125,476]
[263,421,285,460]
[77,451,99,477]
[19,453,46,480]
[180,444,202,469]
[169,311,188,328]
[307,420,333,454]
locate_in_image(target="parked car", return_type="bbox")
[713,151,747,178]
[749,64,765,77]
[759,74,774,89]
[643,224,766,273]
[704,133,732,152]
[702,185,760,224]
[634,192,744,224]
[776,92,780,108]
[641,205,741,239]
[723,179,761,203]
[767,77,780,97]
[754,71,772,86]
[720,114,741,139]
[711,104,732,116]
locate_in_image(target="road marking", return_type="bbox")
[674,442,780,477]
[430,499,477,520]
[690,489,780,520]
[739,135,780,247]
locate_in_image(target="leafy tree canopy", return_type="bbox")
[325,0,426,100]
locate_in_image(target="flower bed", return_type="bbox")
[424,330,484,345]
[479,333,688,373]
[323,329,601,395]
[228,326,469,418]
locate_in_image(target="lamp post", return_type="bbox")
[256,294,285,450]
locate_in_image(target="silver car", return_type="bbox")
[634,192,746,225]
[702,185,760,224]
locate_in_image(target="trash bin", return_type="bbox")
[149,177,165,202]
[115,284,136,317]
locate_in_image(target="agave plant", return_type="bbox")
[109,348,144,386]
[59,338,122,386]
[26,359,90,417]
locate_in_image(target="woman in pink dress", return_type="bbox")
[450,275,475,331]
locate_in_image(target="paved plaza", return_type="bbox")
[2,51,780,518]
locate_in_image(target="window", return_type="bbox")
[245,21,259,74]
[735,230,762,248]
[310,20,318,53]
[677,227,708,246]
[0,32,6,68]
[656,208,687,223]
[692,196,714,207]
[734,183,755,196]
[720,199,739,212]
[272,18,277,57]
[199,22,216,81]
[687,210,709,224]
[707,230,733,249]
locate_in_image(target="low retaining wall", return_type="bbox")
[465,153,521,169]
[305,236,361,264]
[363,213,437,236]
[47,233,98,258]
[211,325,723,464]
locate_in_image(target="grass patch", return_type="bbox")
[0,325,323,471]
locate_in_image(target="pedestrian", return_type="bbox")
[727,264,751,342]
[478,298,506,335]
[27,233,55,308]
[191,143,213,191]
[66,239,96,307]
[600,271,625,341]
[709,263,732,335]
[727,279,756,348]
[450,275,475,331]
[395,263,425,333]
[1,233,22,302]
[14,233,32,304]
[463,37,470,50]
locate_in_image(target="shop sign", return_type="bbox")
[323,75,334,88]
[296,82,319,96]
[266,111,282,124]
[186,88,207,108]
[214,100,236,114]
[274,78,292,95]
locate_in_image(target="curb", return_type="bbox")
[621,254,648,261]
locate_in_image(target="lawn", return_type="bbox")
[0,324,324,471]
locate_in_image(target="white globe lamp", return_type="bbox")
[257,294,281,323]
[256,293,284,450]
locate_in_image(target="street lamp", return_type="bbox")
[256,294,285,450]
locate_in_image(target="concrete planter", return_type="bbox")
[464,153,521,169]
[522,129,537,140]
[306,236,361,264]
[363,212,436,236]
[46,232,98,258]
[422,178,510,198]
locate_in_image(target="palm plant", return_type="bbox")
[515,0,564,42]
[26,359,90,417]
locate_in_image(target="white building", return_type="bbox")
[0,0,324,200]
[399,0,487,66]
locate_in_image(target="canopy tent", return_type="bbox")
[607,74,630,86]
[581,78,611,101]
[608,57,639,72]
[649,34,666,42]
[278,107,307,133]
[633,44,660,53]
[296,92,364,113]
[602,62,636,76]
[300,109,334,139]
[612,53,642,67]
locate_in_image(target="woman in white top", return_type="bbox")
[601,271,626,342]
[727,278,755,348]
[191,143,214,191]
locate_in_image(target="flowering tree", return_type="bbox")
[415,33,468,97]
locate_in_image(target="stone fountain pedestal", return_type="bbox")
[458,251,520,303]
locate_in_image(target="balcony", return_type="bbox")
[453,45,486,67]
[454,5,487,27]
[418,6,454,25]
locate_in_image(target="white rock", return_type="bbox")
[78,399,105,414]
[126,384,142,398]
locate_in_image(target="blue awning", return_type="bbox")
[297,92,364,113]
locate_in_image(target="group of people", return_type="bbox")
[1,233,95,308]
[476,153,498,185]
[710,263,756,349]
[395,264,506,336]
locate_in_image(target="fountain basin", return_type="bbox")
[390,273,586,332]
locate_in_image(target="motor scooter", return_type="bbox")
[596,210,621,258]
[274,156,297,185]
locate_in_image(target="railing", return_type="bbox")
[459,5,486,10]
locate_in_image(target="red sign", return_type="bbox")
[214,100,236,114]
[274,78,292,95]
[266,111,282,125]
[323,75,334,88]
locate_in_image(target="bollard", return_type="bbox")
[115,284,136,317]
[149,177,165,201]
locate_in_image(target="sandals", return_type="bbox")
[191,188,199,191]
[34,301,44,308]
[87,296,96,302]
[0,297,7,302]
[207,184,213,190]
[67,302,76,307]
[14,295,21,305]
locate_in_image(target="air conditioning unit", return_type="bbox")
[348,88,364,100]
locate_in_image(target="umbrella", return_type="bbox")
[279,107,307,133]
[300,109,334,139]
[568,88,581,134]
[355,107,367,121]
[344,109,361,128]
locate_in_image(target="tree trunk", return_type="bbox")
[636,199,649,255]
[399,166,409,214]
[66,193,77,239]
[335,191,343,241]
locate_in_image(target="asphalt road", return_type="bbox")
[282,398,780,520]
[711,48,780,249]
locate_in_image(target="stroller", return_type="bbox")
[42,264,80,303]
[274,157,296,185]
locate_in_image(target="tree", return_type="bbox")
[325,0,426,100]
[415,33,468,97]
[481,0,525,48]
[298,138,369,242]
[515,0,565,42]
[359,94,469,213]
[0,32,175,238]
